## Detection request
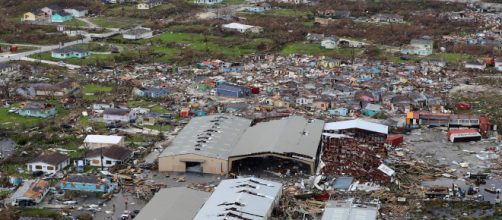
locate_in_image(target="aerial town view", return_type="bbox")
[1,0,502,219]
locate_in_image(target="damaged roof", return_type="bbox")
[29,152,69,166]
[193,177,282,220]
[324,119,388,135]
[159,114,252,160]
[86,146,132,161]
[231,116,325,161]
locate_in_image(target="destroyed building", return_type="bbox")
[229,116,325,174]
[321,119,392,184]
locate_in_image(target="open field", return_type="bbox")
[30,52,116,66]
[89,16,144,29]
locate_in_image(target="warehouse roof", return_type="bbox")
[321,200,378,220]
[324,119,388,135]
[135,187,210,220]
[84,135,124,144]
[231,116,324,161]
[159,114,252,160]
[193,177,282,220]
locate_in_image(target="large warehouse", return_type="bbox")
[158,114,251,175]
[229,116,325,174]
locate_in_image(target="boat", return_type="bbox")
[485,187,497,193]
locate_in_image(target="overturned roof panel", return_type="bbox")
[160,114,252,160]
[231,116,325,161]
[324,119,388,135]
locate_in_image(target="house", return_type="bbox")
[135,187,210,220]
[103,108,136,122]
[122,27,153,40]
[222,22,263,33]
[328,107,349,116]
[60,175,116,193]
[85,146,132,168]
[17,102,57,118]
[400,38,433,56]
[27,152,70,174]
[26,81,79,97]
[63,7,88,17]
[10,180,50,206]
[314,17,335,26]
[21,12,37,21]
[137,0,162,9]
[305,33,325,43]
[318,9,351,18]
[216,83,251,97]
[92,103,114,113]
[51,47,90,59]
[362,103,382,117]
[41,5,62,16]
[321,37,338,49]
[51,11,73,23]
[132,87,169,98]
[495,58,502,71]
[245,3,272,13]
[84,135,125,149]
[371,13,403,23]
[194,0,223,4]
[0,62,20,75]
[465,60,486,70]
[193,177,282,220]
[158,114,252,174]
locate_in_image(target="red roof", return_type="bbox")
[447,129,480,138]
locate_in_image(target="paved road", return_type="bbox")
[0,37,91,63]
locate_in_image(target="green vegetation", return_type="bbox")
[145,124,171,131]
[63,19,87,28]
[77,42,112,52]
[223,0,245,4]
[29,52,116,66]
[146,32,274,61]
[0,108,45,129]
[83,84,113,94]
[281,41,362,58]
[90,16,144,29]
[268,9,310,17]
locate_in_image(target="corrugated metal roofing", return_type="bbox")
[135,187,210,220]
[159,114,252,160]
[84,135,124,145]
[193,177,282,220]
[324,119,388,135]
[231,116,324,161]
[321,200,378,220]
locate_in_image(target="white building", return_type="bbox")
[103,108,136,122]
[84,135,125,149]
[321,37,338,49]
[85,146,132,168]
[137,0,162,9]
[123,27,153,40]
[27,152,70,174]
[193,177,282,220]
[63,7,88,17]
[194,0,223,5]
[495,58,502,71]
[222,22,263,33]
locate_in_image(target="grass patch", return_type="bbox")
[281,41,362,58]
[63,19,87,28]
[268,9,309,17]
[83,84,113,94]
[29,52,116,66]
[144,124,171,131]
[90,16,144,29]
[223,0,245,4]
[0,108,45,130]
